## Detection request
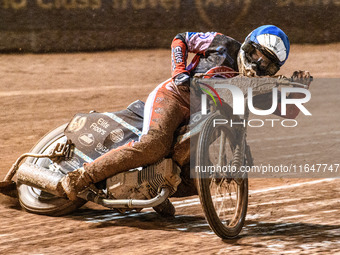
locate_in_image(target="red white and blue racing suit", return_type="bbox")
[83,32,298,186]
[171,32,240,78]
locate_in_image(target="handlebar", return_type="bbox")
[192,74,312,89]
[275,75,312,89]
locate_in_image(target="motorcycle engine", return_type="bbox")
[106,158,181,200]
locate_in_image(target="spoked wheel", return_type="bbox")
[17,124,86,216]
[196,114,248,239]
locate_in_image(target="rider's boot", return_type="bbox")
[60,167,94,201]
[153,198,176,217]
[60,141,136,200]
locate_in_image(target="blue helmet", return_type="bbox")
[238,25,290,76]
[248,25,290,66]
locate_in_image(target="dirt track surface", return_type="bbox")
[1,44,340,254]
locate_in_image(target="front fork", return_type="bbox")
[232,101,253,182]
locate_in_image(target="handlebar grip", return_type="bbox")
[276,76,311,89]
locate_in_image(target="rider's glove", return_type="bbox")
[173,73,190,86]
[291,70,313,88]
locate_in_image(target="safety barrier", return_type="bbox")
[0,0,339,52]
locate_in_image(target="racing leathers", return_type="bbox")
[171,32,240,79]
[61,32,306,201]
[171,32,307,118]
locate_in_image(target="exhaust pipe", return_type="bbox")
[17,163,66,197]
[1,143,72,198]
[78,187,170,209]
[16,163,170,209]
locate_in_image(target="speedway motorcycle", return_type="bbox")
[0,75,307,239]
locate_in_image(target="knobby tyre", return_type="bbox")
[196,114,248,239]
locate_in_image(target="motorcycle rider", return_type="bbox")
[60,25,312,216]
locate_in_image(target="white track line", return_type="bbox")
[0,85,154,97]
[173,178,337,208]
[266,151,319,160]
[249,178,336,195]
[0,233,12,237]
[283,198,340,212]
[248,131,340,143]
[262,139,340,150]
[248,197,301,208]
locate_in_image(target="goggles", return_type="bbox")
[242,42,280,76]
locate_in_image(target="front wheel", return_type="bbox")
[17,124,86,216]
[196,114,248,239]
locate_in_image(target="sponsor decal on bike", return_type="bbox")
[89,118,110,136]
[110,128,124,143]
[67,116,87,132]
[78,133,95,146]
[64,157,81,169]
[103,112,142,137]
[95,142,110,155]
[90,122,107,135]
[98,117,110,129]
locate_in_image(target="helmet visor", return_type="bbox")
[244,45,280,76]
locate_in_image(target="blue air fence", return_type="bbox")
[0,0,339,52]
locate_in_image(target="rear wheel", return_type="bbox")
[18,124,86,216]
[196,114,248,238]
